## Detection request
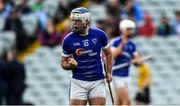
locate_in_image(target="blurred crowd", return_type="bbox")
[0,0,180,52]
[0,0,84,105]
[0,0,180,105]
[0,0,84,52]
[90,0,180,39]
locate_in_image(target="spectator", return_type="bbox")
[59,20,70,44]
[157,16,172,37]
[5,50,26,105]
[16,0,32,15]
[0,53,8,105]
[53,0,69,23]
[0,0,12,18]
[89,0,107,27]
[95,19,106,31]
[138,13,155,38]
[35,9,48,32]
[105,15,120,38]
[53,0,85,29]
[4,8,27,51]
[127,13,138,37]
[106,0,120,18]
[6,0,14,7]
[31,0,43,12]
[127,12,135,21]
[68,0,84,10]
[30,0,47,31]
[103,0,121,38]
[120,0,143,24]
[172,11,180,36]
[39,19,60,47]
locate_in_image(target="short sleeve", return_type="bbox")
[110,39,116,48]
[101,31,109,49]
[110,38,119,50]
[62,38,72,57]
[131,42,138,56]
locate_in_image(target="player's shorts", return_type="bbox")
[112,76,131,90]
[135,86,151,104]
[70,78,106,100]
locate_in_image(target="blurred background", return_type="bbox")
[0,0,180,105]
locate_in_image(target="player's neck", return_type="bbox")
[79,27,89,36]
[121,35,128,40]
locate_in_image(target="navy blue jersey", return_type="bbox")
[62,27,109,81]
[111,37,137,77]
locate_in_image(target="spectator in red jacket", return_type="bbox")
[138,13,155,38]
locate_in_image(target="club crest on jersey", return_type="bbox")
[75,48,93,56]
[92,38,97,45]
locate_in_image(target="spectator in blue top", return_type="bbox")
[120,0,143,24]
[172,11,180,36]
[16,0,32,15]
[0,0,12,18]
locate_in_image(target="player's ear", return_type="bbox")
[86,19,89,26]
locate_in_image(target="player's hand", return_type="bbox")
[68,58,78,69]
[132,58,143,66]
[106,73,112,83]
[121,37,128,45]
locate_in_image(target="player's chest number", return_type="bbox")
[83,41,89,47]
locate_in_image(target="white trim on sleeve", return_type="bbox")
[62,52,71,57]
[102,43,110,49]
[110,47,116,51]
[133,51,138,56]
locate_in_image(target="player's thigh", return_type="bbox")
[113,76,130,91]
[70,99,87,105]
[89,97,105,105]
[113,77,130,99]
[115,87,130,105]
[88,80,106,105]
[117,87,129,98]
[69,78,88,104]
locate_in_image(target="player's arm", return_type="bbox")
[111,37,127,59]
[111,43,125,59]
[131,52,142,65]
[103,46,113,75]
[61,56,77,70]
[61,37,77,70]
[100,30,113,82]
[130,42,142,65]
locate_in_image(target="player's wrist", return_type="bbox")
[68,63,77,70]
[63,63,77,70]
[108,71,112,75]
[62,64,74,70]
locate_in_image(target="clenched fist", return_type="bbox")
[68,58,78,69]
[106,73,112,83]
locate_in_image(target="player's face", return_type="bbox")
[70,18,85,34]
[124,28,135,37]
